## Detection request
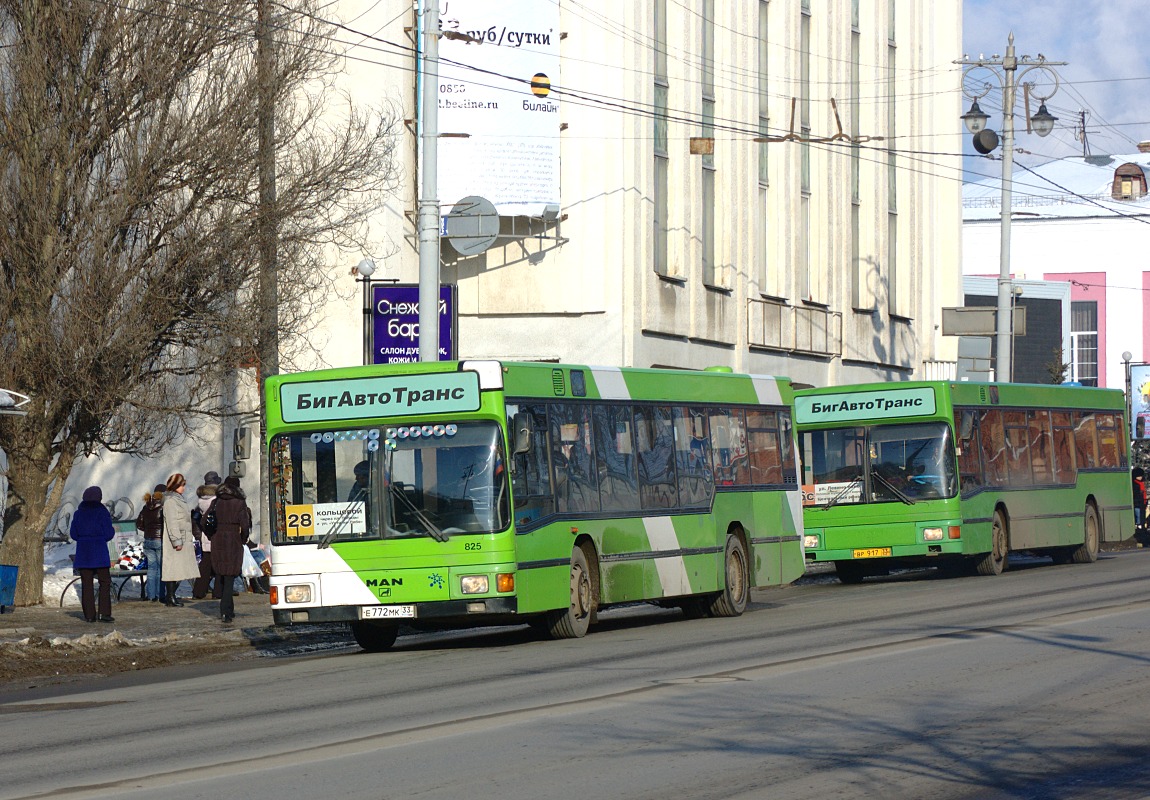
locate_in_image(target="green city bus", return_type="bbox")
[265,360,805,650]
[794,381,1133,583]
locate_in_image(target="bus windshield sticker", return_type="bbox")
[280,372,481,424]
[286,502,367,539]
[794,387,936,424]
[803,480,863,507]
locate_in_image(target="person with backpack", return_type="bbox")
[192,471,222,600]
[135,483,168,603]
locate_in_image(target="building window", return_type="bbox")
[1112,164,1148,200]
[757,0,769,187]
[653,0,670,277]
[1071,301,1099,386]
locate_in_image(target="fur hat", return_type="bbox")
[223,475,241,489]
[81,486,103,503]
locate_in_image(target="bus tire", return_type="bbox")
[546,546,595,639]
[1071,503,1100,564]
[350,621,399,652]
[707,535,749,618]
[835,561,867,584]
[976,509,1009,576]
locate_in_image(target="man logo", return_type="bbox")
[530,73,550,97]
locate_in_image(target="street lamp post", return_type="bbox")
[957,35,1065,383]
[356,258,376,366]
[1123,350,1134,438]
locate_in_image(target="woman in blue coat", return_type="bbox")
[70,485,116,623]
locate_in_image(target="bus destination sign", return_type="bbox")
[794,386,936,424]
[280,371,481,424]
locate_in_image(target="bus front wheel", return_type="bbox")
[546,546,595,639]
[350,621,399,652]
[976,509,1009,576]
[1071,503,1100,564]
[707,535,750,617]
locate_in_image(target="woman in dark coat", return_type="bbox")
[70,486,115,623]
[210,475,252,623]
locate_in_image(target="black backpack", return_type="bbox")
[195,499,219,536]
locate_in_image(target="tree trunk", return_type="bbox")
[0,446,67,607]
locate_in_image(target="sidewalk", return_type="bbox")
[0,589,276,643]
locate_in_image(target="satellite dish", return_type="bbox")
[444,196,499,256]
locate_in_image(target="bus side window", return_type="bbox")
[954,408,982,492]
[979,409,1007,487]
[1096,413,1121,469]
[1029,410,1053,484]
[593,404,639,512]
[1074,412,1099,470]
[674,406,713,508]
[507,403,555,527]
[635,405,678,509]
[1051,411,1076,484]
[551,404,600,514]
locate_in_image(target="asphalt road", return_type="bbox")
[3,550,1150,800]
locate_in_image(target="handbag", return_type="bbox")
[241,546,262,578]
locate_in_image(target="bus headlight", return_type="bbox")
[922,527,944,541]
[283,584,313,604]
[804,534,821,549]
[460,575,489,594]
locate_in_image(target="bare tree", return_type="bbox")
[0,0,401,604]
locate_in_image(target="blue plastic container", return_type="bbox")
[0,564,17,612]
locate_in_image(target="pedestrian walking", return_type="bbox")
[211,475,252,623]
[161,473,200,606]
[135,483,168,602]
[192,471,222,600]
[1134,467,1147,532]
[70,486,115,623]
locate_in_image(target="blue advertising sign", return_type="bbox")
[370,284,456,364]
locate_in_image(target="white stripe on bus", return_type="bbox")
[591,366,631,400]
[643,516,692,596]
[750,374,782,406]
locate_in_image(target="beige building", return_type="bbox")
[325,0,964,388]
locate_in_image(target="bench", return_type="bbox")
[58,538,150,607]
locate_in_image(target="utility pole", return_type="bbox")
[957,34,1065,383]
[418,0,441,362]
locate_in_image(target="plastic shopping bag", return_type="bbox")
[241,546,262,578]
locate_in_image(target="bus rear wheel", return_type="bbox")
[1071,503,1100,564]
[350,621,399,652]
[976,509,1009,576]
[546,546,595,639]
[707,535,749,617]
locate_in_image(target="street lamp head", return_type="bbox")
[961,99,990,135]
[1030,102,1058,137]
[1123,351,1134,363]
[356,258,376,278]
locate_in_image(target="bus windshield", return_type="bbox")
[270,421,510,544]
[802,421,958,506]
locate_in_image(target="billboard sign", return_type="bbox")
[1130,363,1150,440]
[437,0,560,217]
[370,284,456,365]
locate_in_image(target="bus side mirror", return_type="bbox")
[512,412,533,455]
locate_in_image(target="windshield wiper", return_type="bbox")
[317,500,365,549]
[821,475,863,510]
[389,482,449,542]
[872,471,916,505]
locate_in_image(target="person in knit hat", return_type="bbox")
[160,473,200,606]
[70,486,115,623]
